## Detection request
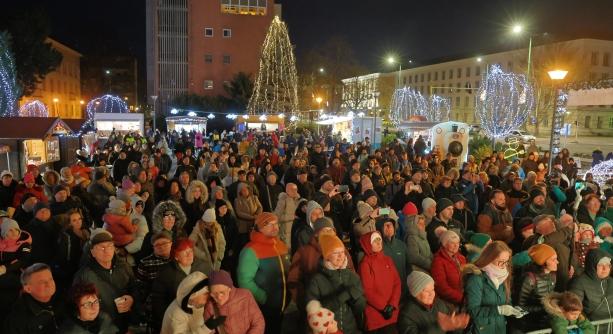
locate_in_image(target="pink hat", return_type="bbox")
[122,178,135,190]
[23,173,35,183]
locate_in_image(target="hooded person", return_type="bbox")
[570,249,613,322]
[102,198,137,247]
[190,208,226,272]
[42,169,61,200]
[152,200,188,240]
[0,218,32,322]
[181,180,210,236]
[375,216,412,297]
[294,200,324,250]
[160,271,222,334]
[543,292,595,334]
[358,231,402,332]
[405,214,433,272]
[396,201,418,242]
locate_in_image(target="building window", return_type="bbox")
[433,88,437,94]
[585,116,591,129]
[604,53,610,67]
[223,28,232,38]
[455,96,461,107]
[589,72,598,81]
[420,73,424,82]
[464,96,469,107]
[475,66,481,76]
[442,70,446,80]
[204,80,213,90]
[449,69,453,79]
[427,73,431,82]
[603,73,610,80]
[466,67,471,77]
[507,61,513,71]
[205,28,213,37]
[475,80,480,88]
[608,117,613,128]
[205,54,213,63]
[221,0,267,16]
[434,72,438,81]
[591,52,599,66]
[408,76,412,84]
[223,55,231,64]
[597,116,603,129]
[457,68,462,78]
[403,77,407,85]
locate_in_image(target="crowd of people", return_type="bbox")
[0,127,613,334]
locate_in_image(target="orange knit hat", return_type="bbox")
[255,212,278,229]
[528,243,556,266]
[318,233,344,259]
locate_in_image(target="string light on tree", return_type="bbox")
[389,87,428,125]
[427,95,451,122]
[247,16,299,120]
[80,94,129,133]
[475,64,534,140]
[585,160,613,187]
[0,31,20,117]
[18,100,49,117]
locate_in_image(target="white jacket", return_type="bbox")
[161,272,212,334]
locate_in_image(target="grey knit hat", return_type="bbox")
[313,217,335,234]
[407,271,435,297]
[421,197,436,212]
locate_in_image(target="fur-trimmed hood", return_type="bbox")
[43,170,60,187]
[461,263,482,278]
[185,180,209,205]
[152,200,187,233]
[543,293,566,318]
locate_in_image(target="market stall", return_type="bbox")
[166,115,208,133]
[235,114,285,132]
[94,112,144,137]
[0,117,83,177]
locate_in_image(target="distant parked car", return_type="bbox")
[504,130,536,144]
[469,125,481,135]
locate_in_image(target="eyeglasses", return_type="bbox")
[494,260,510,267]
[163,212,176,217]
[80,298,100,309]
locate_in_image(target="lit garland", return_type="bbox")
[427,95,451,122]
[585,160,613,187]
[247,16,298,119]
[18,100,49,117]
[0,31,20,117]
[390,87,450,124]
[389,87,427,125]
[549,89,568,156]
[475,65,534,139]
[80,94,129,133]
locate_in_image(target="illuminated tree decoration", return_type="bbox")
[389,87,428,125]
[247,16,298,118]
[0,31,20,117]
[390,87,450,124]
[475,64,534,139]
[427,95,451,122]
[18,100,49,117]
[585,160,613,187]
[80,94,129,132]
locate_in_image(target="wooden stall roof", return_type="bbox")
[0,117,86,139]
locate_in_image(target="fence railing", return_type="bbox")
[526,318,613,334]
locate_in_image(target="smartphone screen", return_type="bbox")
[379,207,390,215]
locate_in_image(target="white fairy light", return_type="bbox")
[207,113,215,119]
[19,100,49,117]
[585,160,613,187]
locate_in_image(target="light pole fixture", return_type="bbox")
[511,24,533,78]
[387,56,402,88]
[151,95,158,133]
[547,69,568,173]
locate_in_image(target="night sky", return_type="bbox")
[6,0,613,79]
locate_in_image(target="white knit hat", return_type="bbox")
[407,271,435,297]
[306,300,336,334]
[201,208,216,222]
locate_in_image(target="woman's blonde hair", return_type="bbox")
[473,241,513,302]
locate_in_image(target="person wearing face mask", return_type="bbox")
[477,190,514,244]
[358,231,402,333]
[570,249,613,323]
[306,233,366,334]
[464,241,522,334]
[398,271,470,334]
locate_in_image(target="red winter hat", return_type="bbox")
[23,173,35,183]
[402,202,418,216]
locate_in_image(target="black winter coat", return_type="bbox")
[397,296,450,334]
[0,179,17,211]
[22,218,60,265]
[3,294,65,334]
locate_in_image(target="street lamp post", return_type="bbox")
[387,57,402,88]
[151,95,158,134]
[547,69,568,173]
[373,91,380,148]
[105,69,112,93]
[512,25,533,78]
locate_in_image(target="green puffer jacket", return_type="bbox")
[543,292,595,334]
[464,265,509,334]
[306,265,366,334]
[397,296,450,334]
[570,249,613,321]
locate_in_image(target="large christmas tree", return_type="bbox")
[0,31,20,117]
[247,16,298,116]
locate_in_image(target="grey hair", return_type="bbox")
[21,263,51,285]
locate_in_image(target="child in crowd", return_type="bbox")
[544,291,595,334]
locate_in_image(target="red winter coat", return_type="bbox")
[12,184,47,208]
[358,232,401,331]
[430,248,467,305]
[102,213,137,246]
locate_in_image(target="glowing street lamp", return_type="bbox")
[387,55,402,87]
[547,70,568,80]
[547,69,568,173]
